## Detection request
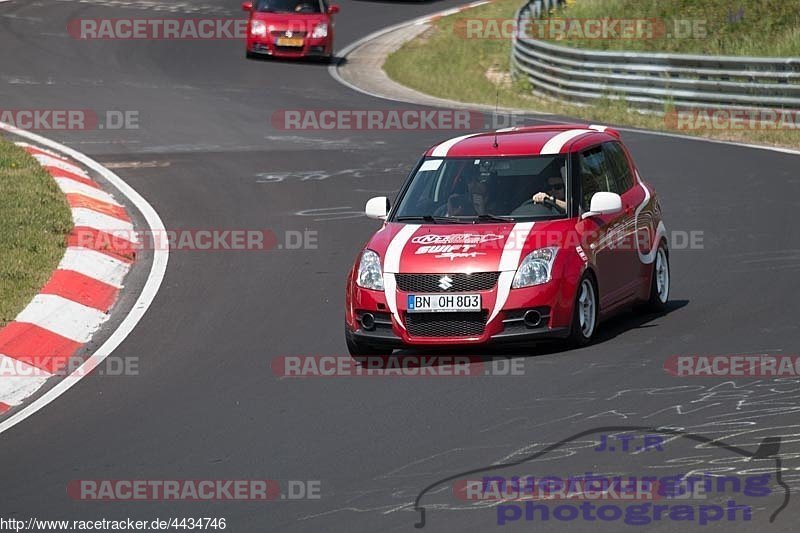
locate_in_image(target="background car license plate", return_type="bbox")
[276,37,304,47]
[407,294,481,313]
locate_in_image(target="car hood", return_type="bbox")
[366,221,573,274]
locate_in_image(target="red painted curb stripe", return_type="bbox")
[66,193,131,222]
[39,270,120,313]
[45,167,101,189]
[67,227,138,261]
[0,323,82,374]
[22,145,69,161]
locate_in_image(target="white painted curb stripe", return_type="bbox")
[0,122,169,436]
[0,355,52,406]
[55,177,122,205]
[15,294,109,343]
[540,129,593,155]
[71,207,137,240]
[14,142,68,161]
[32,153,88,177]
[58,247,130,288]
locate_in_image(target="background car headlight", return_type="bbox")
[311,23,328,38]
[512,247,558,289]
[251,21,267,37]
[357,249,384,290]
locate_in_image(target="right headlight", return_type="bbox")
[512,247,558,289]
[251,20,267,37]
[356,249,384,291]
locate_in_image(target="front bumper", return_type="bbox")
[346,276,573,348]
[246,37,331,58]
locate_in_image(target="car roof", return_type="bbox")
[423,124,621,158]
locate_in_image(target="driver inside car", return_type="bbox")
[532,166,567,212]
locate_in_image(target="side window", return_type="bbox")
[578,146,614,211]
[603,142,634,193]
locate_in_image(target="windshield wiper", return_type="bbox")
[396,215,470,224]
[473,214,516,223]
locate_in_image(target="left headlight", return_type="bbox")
[311,23,328,38]
[357,249,384,291]
[512,247,558,289]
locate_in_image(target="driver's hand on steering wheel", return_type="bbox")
[532,192,567,211]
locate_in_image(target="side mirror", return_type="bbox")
[581,192,622,220]
[365,196,389,220]
[241,1,253,11]
[328,4,340,14]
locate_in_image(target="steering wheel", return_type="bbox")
[511,198,564,217]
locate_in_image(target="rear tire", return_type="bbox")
[646,242,670,312]
[246,51,256,59]
[567,274,599,347]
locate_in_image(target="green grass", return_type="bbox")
[383,0,800,150]
[0,139,73,327]
[553,0,800,56]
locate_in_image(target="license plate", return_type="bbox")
[407,294,481,313]
[276,37,304,47]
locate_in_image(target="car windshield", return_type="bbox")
[392,155,570,223]
[254,0,325,13]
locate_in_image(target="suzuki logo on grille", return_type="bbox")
[438,275,454,290]
[285,30,293,37]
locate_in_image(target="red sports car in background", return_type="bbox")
[242,0,339,60]
[345,124,670,355]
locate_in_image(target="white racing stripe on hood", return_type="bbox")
[489,222,535,323]
[383,224,420,330]
[431,134,480,157]
[539,129,593,155]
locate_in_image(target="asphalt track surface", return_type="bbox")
[1,1,800,532]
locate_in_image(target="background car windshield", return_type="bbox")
[393,156,569,221]
[255,0,324,13]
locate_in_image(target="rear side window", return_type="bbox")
[603,142,634,193]
[578,146,615,210]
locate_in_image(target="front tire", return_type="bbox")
[345,325,392,356]
[567,274,599,347]
[646,242,670,311]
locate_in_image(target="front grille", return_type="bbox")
[395,272,500,293]
[406,311,488,337]
[271,31,307,38]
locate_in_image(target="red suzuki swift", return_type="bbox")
[242,0,339,60]
[345,124,670,355]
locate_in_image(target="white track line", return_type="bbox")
[0,122,169,436]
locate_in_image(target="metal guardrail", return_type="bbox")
[511,0,800,112]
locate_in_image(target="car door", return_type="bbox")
[575,145,631,310]
[602,141,646,300]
